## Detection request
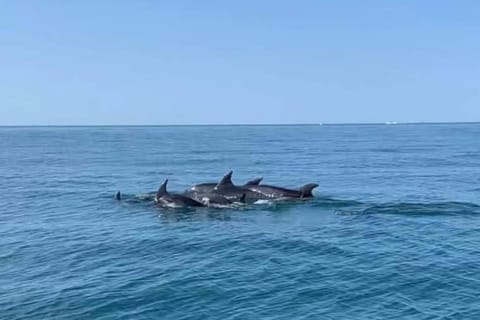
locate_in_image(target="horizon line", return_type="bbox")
[1,121,480,127]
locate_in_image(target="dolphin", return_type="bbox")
[245,182,318,200]
[211,171,269,203]
[195,192,247,207]
[184,190,247,207]
[244,177,264,186]
[185,176,263,194]
[128,176,261,203]
[155,179,204,208]
[183,174,262,205]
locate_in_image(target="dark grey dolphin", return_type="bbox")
[185,176,263,194]
[211,171,269,203]
[244,177,264,186]
[245,183,318,200]
[183,174,262,205]
[188,192,246,207]
[155,179,204,208]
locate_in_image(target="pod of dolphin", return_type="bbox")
[116,170,319,208]
[116,171,318,208]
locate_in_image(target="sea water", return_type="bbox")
[1,124,480,319]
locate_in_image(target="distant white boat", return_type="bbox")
[385,121,398,125]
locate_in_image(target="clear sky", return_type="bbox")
[1,1,479,125]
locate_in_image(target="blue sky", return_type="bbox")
[1,1,479,125]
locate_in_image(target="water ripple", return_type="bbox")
[2,125,480,319]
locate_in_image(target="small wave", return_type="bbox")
[200,198,245,209]
[311,197,363,208]
[253,199,274,205]
[335,201,480,216]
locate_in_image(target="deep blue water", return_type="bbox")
[1,124,480,319]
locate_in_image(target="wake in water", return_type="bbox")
[113,191,480,217]
[334,200,480,216]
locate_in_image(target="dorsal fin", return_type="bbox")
[115,191,121,200]
[244,177,263,186]
[298,183,319,198]
[239,193,246,203]
[214,171,234,190]
[156,179,168,201]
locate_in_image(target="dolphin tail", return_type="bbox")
[244,177,263,186]
[215,170,234,190]
[115,191,121,200]
[299,183,319,198]
[156,179,168,201]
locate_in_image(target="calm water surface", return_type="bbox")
[1,124,480,319]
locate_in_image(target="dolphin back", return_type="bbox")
[243,177,263,186]
[299,183,319,198]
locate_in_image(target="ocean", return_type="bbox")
[1,123,480,319]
